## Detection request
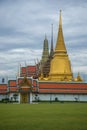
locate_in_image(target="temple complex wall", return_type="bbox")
[0,95,7,101]
[8,93,20,102]
[0,93,87,102]
[32,93,87,102]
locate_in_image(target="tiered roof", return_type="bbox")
[7,77,38,93]
[8,80,16,87]
[0,84,7,94]
[20,66,37,78]
[39,82,87,94]
[8,80,18,92]
[0,78,87,94]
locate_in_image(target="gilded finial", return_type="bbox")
[59,10,62,26]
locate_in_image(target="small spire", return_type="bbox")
[77,72,83,82]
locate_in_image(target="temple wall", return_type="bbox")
[32,93,87,102]
[0,95,7,101]
[0,93,87,102]
[9,93,20,102]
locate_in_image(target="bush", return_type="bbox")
[2,98,9,103]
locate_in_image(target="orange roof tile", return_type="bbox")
[0,84,7,90]
[10,87,18,91]
[39,83,87,89]
[9,80,16,87]
[21,66,36,74]
[27,66,36,72]
[21,67,26,73]
[39,89,87,94]
[0,84,7,94]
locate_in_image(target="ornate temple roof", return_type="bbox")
[38,82,87,94]
[8,80,16,87]
[19,76,31,87]
[0,84,7,94]
[20,65,37,77]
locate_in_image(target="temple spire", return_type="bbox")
[49,10,73,81]
[55,10,67,53]
[41,34,49,63]
[50,24,54,57]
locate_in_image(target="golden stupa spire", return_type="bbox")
[55,10,67,53]
[49,10,73,81]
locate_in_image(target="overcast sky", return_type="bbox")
[0,0,87,79]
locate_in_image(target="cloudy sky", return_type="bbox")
[0,0,87,79]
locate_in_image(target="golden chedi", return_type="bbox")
[49,10,73,81]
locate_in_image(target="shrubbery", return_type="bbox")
[0,98,18,103]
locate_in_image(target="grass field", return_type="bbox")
[0,103,87,130]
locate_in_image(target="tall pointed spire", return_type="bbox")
[55,10,67,53]
[40,26,54,79]
[41,34,49,63]
[49,10,73,81]
[50,24,54,57]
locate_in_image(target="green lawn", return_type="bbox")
[0,103,87,130]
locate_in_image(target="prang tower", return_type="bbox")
[42,24,54,77]
[41,35,49,64]
[49,10,73,81]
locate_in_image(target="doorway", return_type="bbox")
[20,93,29,103]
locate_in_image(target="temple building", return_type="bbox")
[0,10,87,103]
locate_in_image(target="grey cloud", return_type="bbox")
[0,0,87,77]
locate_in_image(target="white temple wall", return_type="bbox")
[0,93,87,102]
[32,93,87,102]
[0,95,7,101]
[29,92,32,104]
[79,95,87,101]
[9,93,20,102]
